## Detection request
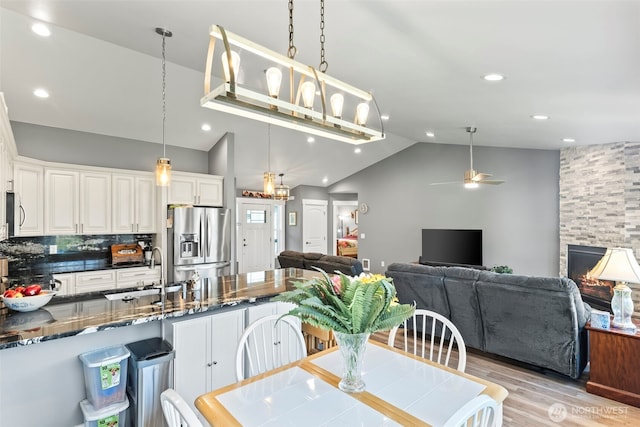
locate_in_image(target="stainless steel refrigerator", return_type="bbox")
[168,206,231,284]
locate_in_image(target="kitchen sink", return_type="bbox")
[104,284,183,301]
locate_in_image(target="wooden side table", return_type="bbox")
[586,321,640,407]
[302,323,336,354]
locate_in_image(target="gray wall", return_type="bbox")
[329,142,560,276]
[11,121,208,173]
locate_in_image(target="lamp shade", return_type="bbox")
[588,248,640,283]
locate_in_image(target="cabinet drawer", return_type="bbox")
[116,267,161,289]
[75,270,116,293]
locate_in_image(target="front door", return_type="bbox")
[302,199,328,253]
[239,203,272,273]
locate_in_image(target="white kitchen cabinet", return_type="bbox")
[74,270,116,294]
[169,172,223,206]
[44,168,79,235]
[13,162,44,236]
[168,309,244,423]
[115,266,160,289]
[112,174,156,234]
[79,171,111,234]
[51,273,76,296]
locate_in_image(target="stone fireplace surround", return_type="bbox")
[559,141,640,318]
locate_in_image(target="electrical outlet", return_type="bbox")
[49,245,57,255]
[381,261,385,267]
[360,233,365,239]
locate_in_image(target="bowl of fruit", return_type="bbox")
[1,285,57,312]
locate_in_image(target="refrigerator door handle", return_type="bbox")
[199,215,204,260]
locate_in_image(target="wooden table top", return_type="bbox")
[195,340,508,426]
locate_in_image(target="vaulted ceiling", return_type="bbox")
[1,1,639,190]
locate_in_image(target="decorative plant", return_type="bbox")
[491,265,513,274]
[272,269,415,334]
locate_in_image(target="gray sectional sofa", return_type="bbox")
[277,251,364,276]
[386,262,591,379]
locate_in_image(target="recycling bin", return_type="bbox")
[125,338,174,427]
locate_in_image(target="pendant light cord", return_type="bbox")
[161,32,167,158]
[268,124,271,172]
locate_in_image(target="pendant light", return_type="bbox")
[263,124,275,196]
[155,27,172,186]
[274,173,290,201]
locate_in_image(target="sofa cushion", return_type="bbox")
[303,252,324,260]
[418,256,489,270]
[475,272,590,378]
[442,267,484,349]
[277,251,305,269]
[386,263,450,317]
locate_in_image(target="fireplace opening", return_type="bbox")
[567,244,614,312]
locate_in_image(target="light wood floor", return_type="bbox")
[371,332,640,426]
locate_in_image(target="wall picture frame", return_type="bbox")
[288,211,297,226]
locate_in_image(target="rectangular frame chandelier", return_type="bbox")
[201,25,385,145]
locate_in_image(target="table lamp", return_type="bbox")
[588,247,640,331]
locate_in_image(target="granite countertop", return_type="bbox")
[0,268,319,350]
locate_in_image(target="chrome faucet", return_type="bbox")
[150,247,166,307]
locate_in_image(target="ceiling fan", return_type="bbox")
[431,127,505,188]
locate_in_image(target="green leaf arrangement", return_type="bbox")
[272,268,415,334]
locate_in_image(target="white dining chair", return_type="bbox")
[235,314,307,381]
[442,394,498,427]
[387,308,467,372]
[160,388,204,427]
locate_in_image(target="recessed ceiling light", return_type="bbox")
[425,131,435,138]
[201,124,211,131]
[483,73,505,81]
[307,137,315,143]
[531,115,549,120]
[380,114,390,121]
[33,88,49,98]
[31,23,51,37]
[562,138,575,143]
[354,148,362,154]
[322,177,328,184]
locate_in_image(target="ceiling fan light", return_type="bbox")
[464,181,479,189]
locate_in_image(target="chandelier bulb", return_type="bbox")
[266,67,283,98]
[355,102,369,126]
[301,81,316,109]
[221,51,241,83]
[330,93,344,119]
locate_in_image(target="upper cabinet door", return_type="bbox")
[79,172,111,234]
[14,162,44,236]
[45,169,79,235]
[112,174,135,234]
[197,177,223,207]
[135,176,156,233]
[169,175,197,204]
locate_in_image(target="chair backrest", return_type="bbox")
[235,314,307,381]
[442,395,498,427]
[160,388,204,427]
[387,308,467,372]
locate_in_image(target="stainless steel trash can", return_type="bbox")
[126,338,175,427]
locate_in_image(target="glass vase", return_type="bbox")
[333,331,370,393]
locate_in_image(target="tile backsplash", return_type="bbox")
[0,234,152,282]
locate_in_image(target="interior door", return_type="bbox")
[239,203,272,273]
[303,199,328,253]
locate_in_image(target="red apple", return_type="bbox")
[14,286,26,294]
[3,289,17,298]
[24,284,42,296]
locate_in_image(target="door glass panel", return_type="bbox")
[246,210,266,224]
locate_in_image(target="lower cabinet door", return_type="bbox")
[171,309,245,423]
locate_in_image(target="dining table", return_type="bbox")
[195,339,509,426]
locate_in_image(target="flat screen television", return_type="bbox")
[421,229,483,266]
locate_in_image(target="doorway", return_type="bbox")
[332,201,358,256]
[237,199,285,273]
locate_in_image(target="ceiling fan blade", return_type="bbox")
[472,172,493,181]
[430,181,461,186]
[479,180,505,185]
